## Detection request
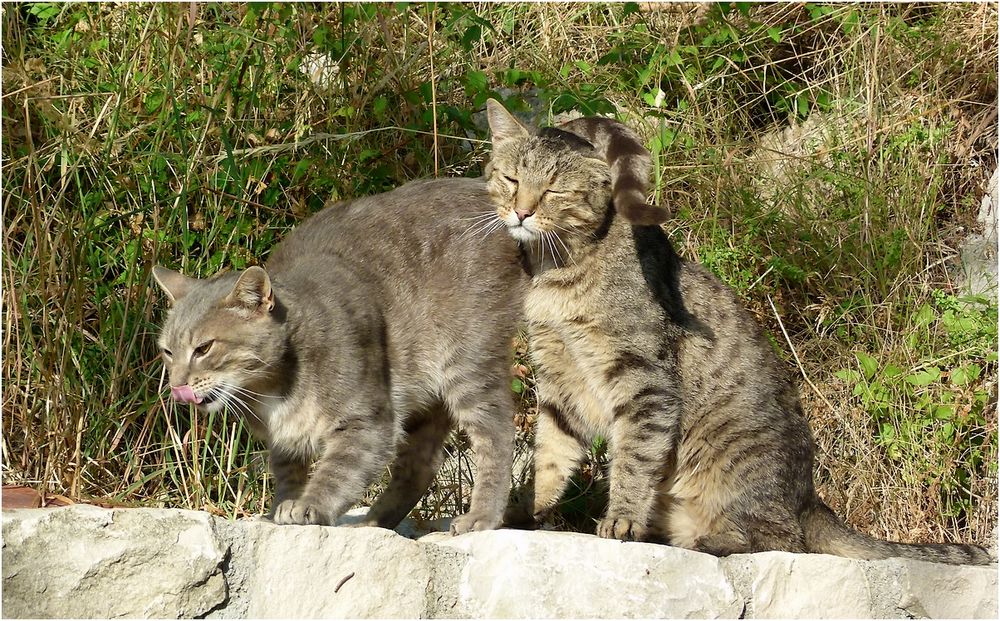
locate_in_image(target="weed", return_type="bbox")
[3,2,995,546]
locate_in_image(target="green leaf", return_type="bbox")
[796,93,809,117]
[373,96,388,119]
[905,367,941,387]
[511,378,525,394]
[767,26,782,43]
[934,404,955,420]
[291,158,311,183]
[912,303,935,328]
[883,364,903,379]
[951,364,981,386]
[856,352,878,381]
[834,368,861,384]
[28,2,60,24]
[464,70,488,96]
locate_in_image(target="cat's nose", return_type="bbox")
[515,208,534,223]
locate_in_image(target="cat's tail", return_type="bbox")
[799,499,993,566]
[557,117,669,226]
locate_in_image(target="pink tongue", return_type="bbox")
[171,385,203,404]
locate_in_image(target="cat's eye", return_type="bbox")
[193,340,214,357]
[544,189,567,197]
[502,174,519,185]
[162,348,173,359]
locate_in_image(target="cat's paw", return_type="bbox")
[596,515,646,541]
[272,499,330,526]
[450,511,502,535]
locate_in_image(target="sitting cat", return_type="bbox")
[153,176,526,533]
[484,98,990,564]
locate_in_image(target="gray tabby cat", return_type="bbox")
[153,177,526,533]
[485,98,990,564]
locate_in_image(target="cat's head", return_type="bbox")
[152,265,286,414]
[484,99,614,246]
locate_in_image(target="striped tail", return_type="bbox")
[558,116,669,225]
[800,500,993,566]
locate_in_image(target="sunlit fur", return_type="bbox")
[484,99,991,565]
[154,177,527,533]
[486,133,612,265]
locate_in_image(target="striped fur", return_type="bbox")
[484,98,991,565]
[153,178,526,533]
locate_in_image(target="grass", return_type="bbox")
[2,2,996,547]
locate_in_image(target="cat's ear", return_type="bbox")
[152,265,196,303]
[226,266,275,315]
[486,98,529,143]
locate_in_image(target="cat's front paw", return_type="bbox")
[273,498,330,526]
[450,511,501,535]
[596,515,646,541]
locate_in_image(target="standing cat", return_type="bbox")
[153,177,526,533]
[484,98,990,564]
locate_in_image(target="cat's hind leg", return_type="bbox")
[361,403,452,529]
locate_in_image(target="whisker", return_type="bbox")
[551,231,575,266]
[458,211,500,223]
[479,219,505,241]
[460,216,503,241]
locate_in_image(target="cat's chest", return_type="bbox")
[525,276,620,394]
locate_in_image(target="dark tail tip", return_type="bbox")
[617,200,669,225]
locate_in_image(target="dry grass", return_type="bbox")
[3,2,995,547]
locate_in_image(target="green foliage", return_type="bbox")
[3,2,996,543]
[835,294,997,520]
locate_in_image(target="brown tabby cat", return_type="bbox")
[485,98,990,564]
[153,177,526,533]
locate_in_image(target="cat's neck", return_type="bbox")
[520,202,618,277]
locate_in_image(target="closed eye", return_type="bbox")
[545,189,568,197]
[502,174,519,185]
[162,348,173,359]
[193,340,214,357]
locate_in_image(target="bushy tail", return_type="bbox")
[557,116,669,225]
[800,500,993,566]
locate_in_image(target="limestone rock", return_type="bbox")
[2,506,997,619]
[2,505,226,618]
[955,166,998,297]
[238,522,447,618]
[894,557,999,619]
[433,529,743,618]
[734,551,879,618]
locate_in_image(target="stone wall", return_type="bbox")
[2,505,996,618]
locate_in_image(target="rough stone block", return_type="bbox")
[239,521,442,618]
[2,505,226,618]
[435,529,744,618]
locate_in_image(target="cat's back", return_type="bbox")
[676,261,804,429]
[265,177,526,405]
[270,177,518,277]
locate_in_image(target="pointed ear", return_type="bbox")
[152,265,196,303]
[225,266,274,314]
[486,98,530,143]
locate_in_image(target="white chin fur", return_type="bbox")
[200,400,225,414]
[507,225,539,243]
